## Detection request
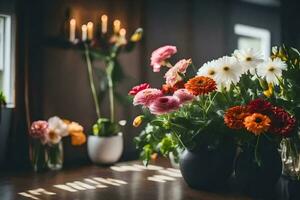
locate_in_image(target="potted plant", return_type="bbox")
[0,91,6,122]
[29,117,86,171]
[130,45,299,198]
[80,25,143,165]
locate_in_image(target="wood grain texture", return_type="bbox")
[0,158,251,200]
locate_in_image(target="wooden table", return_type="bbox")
[0,159,252,200]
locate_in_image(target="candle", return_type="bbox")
[87,22,93,40]
[101,15,108,34]
[113,19,121,34]
[69,18,76,42]
[120,28,126,38]
[81,24,87,41]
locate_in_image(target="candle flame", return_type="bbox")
[87,22,93,28]
[101,15,108,21]
[113,19,121,27]
[82,24,87,31]
[70,18,76,25]
[120,28,126,36]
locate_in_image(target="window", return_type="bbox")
[0,14,14,107]
[234,24,271,59]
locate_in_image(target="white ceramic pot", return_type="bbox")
[87,133,123,164]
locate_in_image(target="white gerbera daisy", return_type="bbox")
[197,60,218,79]
[214,56,243,87]
[233,48,264,74]
[257,58,287,85]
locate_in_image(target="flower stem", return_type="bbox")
[255,136,261,167]
[84,43,101,119]
[106,60,115,122]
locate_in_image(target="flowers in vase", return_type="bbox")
[29,116,86,171]
[130,44,300,169]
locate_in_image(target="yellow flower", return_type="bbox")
[130,28,143,42]
[263,83,274,97]
[133,115,143,127]
[70,132,86,146]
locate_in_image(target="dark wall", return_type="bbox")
[1,0,285,169]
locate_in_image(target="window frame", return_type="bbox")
[0,14,15,108]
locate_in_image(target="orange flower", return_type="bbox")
[224,106,251,129]
[70,131,86,146]
[243,113,271,135]
[161,81,185,94]
[184,76,217,96]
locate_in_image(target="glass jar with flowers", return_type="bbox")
[77,25,143,165]
[29,121,49,172]
[30,117,86,171]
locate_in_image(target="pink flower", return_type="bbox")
[133,88,163,106]
[150,45,177,72]
[149,96,180,115]
[128,83,150,96]
[164,59,191,86]
[30,120,49,139]
[173,89,195,104]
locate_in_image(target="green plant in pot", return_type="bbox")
[0,91,6,122]
[81,26,143,165]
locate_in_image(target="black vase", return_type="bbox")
[179,143,236,191]
[234,143,282,199]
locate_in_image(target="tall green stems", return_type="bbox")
[106,60,115,122]
[84,43,101,119]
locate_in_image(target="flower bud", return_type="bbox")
[133,115,143,127]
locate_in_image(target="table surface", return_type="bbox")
[0,158,252,200]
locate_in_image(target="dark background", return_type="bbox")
[0,0,299,171]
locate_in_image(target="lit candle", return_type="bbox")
[113,19,121,34]
[69,18,76,42]
[101,15,108,34]
[87,22,93,40]
[120,28,126,38]
[81,24,87,41]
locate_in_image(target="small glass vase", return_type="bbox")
[47,141,64,170]
[30,139,47,172]
[281,138,300,180]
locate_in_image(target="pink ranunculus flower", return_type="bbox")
[30,120,49,139]
[150,45,177,72]
[133,88,163,106]
[149,96,180,115]
[128,83,150,96]
[164,59,191,86]
[173,89,195,104]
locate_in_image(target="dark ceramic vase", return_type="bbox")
[179,143,236,191]
[234,143,282,199]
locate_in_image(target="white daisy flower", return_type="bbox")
[197,60,218,80]
[214,56,243,87]
[233,48,264,74]
[257,58,287,85]
[48,116,69,137]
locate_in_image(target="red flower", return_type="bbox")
[248,99,272,114]
[129,83,150,96]
[269,107,297,137]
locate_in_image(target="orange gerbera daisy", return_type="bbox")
[243,113,271,135]
[224,106,251,129]
[184,76,217,96]
[70,132,86,146]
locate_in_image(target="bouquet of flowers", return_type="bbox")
[29,116,86,171]
[130,44,300,195]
